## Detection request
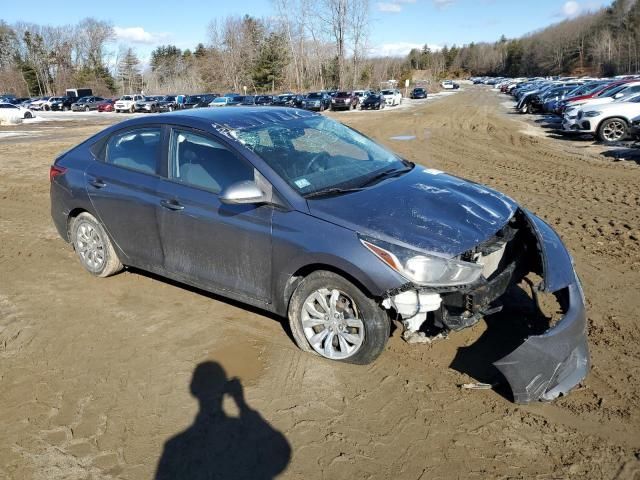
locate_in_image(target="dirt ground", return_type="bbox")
[1,87,639,480]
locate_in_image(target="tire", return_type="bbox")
[320,104,325,112]
[24,112,33,119]
[288,271,390,365]
[597,117,628,143]
[85,106,90,112]
[44,105,50,111]
[520,103,529,114]
[130,105,135,113]
[168,106,174,112]
[63,106,69,111]
[71,212,123,278]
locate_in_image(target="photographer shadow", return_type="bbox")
[155,361,291,480]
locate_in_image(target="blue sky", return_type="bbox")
[3,0,612,61]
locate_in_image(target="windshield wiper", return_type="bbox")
[304,187,364,199]
[357,164,414,188]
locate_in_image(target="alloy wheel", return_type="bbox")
[301,288,365,360]
[602,120,626,142]
[76,222,106,271]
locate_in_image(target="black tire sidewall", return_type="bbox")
[288,271,390,365]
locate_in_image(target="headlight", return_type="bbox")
[584,111,600,117]
[331,99,336,103]
[360,236,483,287]
[345,98,351,103]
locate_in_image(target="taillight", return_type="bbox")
[49,165,67,182]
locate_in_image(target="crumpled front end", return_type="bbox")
[382,209,590,404]
[493,210,589,403]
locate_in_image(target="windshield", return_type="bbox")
[336,92,350,97]
[599,84,626,97]
[381,90,393,95]
[307,92,322,99]
[234,116,408,196]
[120,96,132,101]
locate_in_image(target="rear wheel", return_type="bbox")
[597,117,628,143]
[71,212,123,278]
[24,111,33,119]
[288,271,390,364]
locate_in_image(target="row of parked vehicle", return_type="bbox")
[0,86,433,120]
[475,75,640,144]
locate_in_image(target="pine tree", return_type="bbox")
[117,48,142,93]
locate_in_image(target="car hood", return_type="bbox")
[307,167,518,257]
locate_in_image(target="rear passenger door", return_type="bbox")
[156,127,273,302]
[85,126,165,269]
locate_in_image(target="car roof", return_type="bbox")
[118,106,320,131]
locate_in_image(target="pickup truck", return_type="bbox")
[115,94,145,113]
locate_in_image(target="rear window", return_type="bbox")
[106,128,161,174]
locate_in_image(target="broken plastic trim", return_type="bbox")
[493,211,590,403]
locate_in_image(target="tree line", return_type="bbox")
[407,0,640,78]
[0,0,411,97]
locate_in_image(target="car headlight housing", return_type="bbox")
[583,111,600,117]
[360,235,483,287]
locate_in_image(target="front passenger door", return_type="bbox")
[156,127,273,302]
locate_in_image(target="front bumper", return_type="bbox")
[493,211,589,403]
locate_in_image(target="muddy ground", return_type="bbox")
[1,87,639,479]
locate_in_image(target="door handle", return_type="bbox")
[160,199,185,211]
[89,178,107,189]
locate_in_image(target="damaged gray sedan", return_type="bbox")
[50,107,589,404]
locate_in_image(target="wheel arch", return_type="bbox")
[281,262,380,317]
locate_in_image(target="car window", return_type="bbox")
[170,129,253,194]
[106,128,161,174]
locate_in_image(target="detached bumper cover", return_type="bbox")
[494,211,590,403]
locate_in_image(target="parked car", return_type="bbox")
[255,95,274,106]
[380,89,402,106]
[49,96,76,111]
[49,107,589,404]
[156,95,178,112]
[273,94,298,107]
[629,114,640,138]
[210,97,232,107]
[440,80,459,90]
[28,97,52,111]
[300,92,331,111]
[571,93,640,143]
[133,96,162,113]
[353,90,370,101]
[97,99,116,112]
[562,82,640,132]
[241,96,256,106]
[71,96,105,112]
[410,87,428,99]
[331,91,360,111]
[115,95,144,113]
[0,102,33,118]
[360,93,385,110]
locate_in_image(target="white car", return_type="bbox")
[0,102,34,119]
[380,89,402,106]
[563,82,640,131]
[572,93,640,143]
[28,97,52,111]
[441,80,460,90]
[114,94,144,113]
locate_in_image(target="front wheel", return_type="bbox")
[24,111,33,119]
[130,105,135,113]
[288,271,390,364]
[597,117,628,143]
[85,106,90,112]
[71,212,123,277]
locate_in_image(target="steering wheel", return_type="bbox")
[302,152,326,175]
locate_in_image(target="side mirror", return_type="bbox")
[220,180,266,205]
